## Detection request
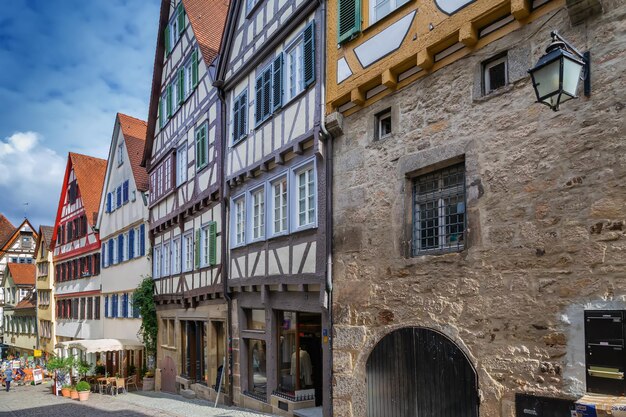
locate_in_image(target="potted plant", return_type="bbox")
[142,369,155,391]
[76,381,90,401]
[61,384,72,398]
[94,365,105,376]
[70,385,79,400]
[76,360,91,379]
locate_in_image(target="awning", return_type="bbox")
[55,339,145,353]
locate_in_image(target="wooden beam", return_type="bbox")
[417,50,434,71]
[511,0,531,20]
[381,69,397,90]
[350,88,365,106]
[293,142,303,155]
[274,153,284,165]
[459,22,478,47]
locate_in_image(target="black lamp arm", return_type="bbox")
[551,31,591,97]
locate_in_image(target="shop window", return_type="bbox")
[248,339,267,397]
[247,309,266,331]
[181,321,207,383]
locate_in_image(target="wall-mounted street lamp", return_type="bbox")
[528,31,590,111]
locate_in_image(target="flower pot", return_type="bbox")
[61,388,71,397]
[70,389,79,400]
[142,377,155,391]
[78,391,90,401]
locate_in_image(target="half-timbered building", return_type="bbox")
[142,0,229,401]
[0,217,37,343]
[35,225,55,359]
[2,263,36,357]
[215,0,330,415]
[96,113,150,375]
[52,153,106,343]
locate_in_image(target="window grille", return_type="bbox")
[412,162,466,255]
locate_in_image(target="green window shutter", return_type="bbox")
[166,84,173,118]
[303,21,316,87]
[195,126,207,169]
[201,126,207,166]
[164,25,171,56]
[338,0,361,44]
[159,97,164,128]
[209,222,217,265]
[192,49,199,88]
[272,53,283,112]
[194,229,201,269]
[177,3,185,34]
[177,69,184,104]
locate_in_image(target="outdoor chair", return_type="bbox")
[113,377,126,395]
[126,374,138,391]
[98,378,111,394]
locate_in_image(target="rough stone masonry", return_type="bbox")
[330,0,626,416]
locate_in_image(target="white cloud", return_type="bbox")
[0,131,65,227]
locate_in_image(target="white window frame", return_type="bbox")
[284,34,304,102]
[103,243,109,268]
[162,241,170,276]
[172,236,181,274]
[182,232,194,272]
[160,91,167,129]
[249,186,265,241]
[171,79,179,113]
[123,232,129,262]
[201,225,211,267]
[184,58,194,99]
[369,0,410,24]
[153,245,162,279]
[376,109,392,140]
[483,55,508,95]
[118,143,124,166]
[176,143,187,186]
[292,160,317,230]
[169,15,180,48]
[232,195,246,247]
[269,174,288,237]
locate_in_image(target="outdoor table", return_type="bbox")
[96,377,116,394]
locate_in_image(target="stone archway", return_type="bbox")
[366,327,479,417]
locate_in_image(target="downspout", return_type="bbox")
[215,77,233,406]
[316,0,334,415]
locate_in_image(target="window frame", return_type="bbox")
[176,143,188,187]
[184,57,194,99]
[255,63,273,127]
[292,159,317,231]
[376,108,392,140]
[118,142,124,166]
[369,0,410,25]
[162,241,171,277]
[200,224,211,267]
[232,89,248,145]
[249,186,266,242]
[269,174,289,238]
[284,34,305,103]
[195,122,209,171]
[232,194,247,248]
[182,232,194,272]
[153,244,162,279]
[410,161,467,256]
[172,236,181,274]
[483,54,508,95]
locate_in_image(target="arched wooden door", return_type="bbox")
[366,327,479,417]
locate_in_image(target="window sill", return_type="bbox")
[293,223,317,234]
[161,344,177,351]
[231,134,248,148]
[196,162,209,174]
[412,245,465,257]
[474,84,514,103]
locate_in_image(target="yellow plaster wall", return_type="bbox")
[326,0,565,114]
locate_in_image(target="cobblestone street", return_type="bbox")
[0,383,276,417]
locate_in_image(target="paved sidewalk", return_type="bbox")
[0,382,276,417]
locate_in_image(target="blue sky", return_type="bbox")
[0,0,159,230]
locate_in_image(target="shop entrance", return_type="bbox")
[277,312,323,406]
[366,327,478,417]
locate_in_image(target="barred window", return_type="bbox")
[412,163,466,255]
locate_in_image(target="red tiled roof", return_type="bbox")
[15,292,36,310]
[70,153,107,225]
[0,214,16,248]
[118,113,149,192]
[6,263,35,286]
[39,225,54,249]
[182,0,230,66]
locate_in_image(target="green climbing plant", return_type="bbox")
[133,276,158,362]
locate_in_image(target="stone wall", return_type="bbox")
[330,1,626,416]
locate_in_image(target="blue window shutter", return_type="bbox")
[123,293,128,318]
[129,229,135,259]
[105,296,109,318]
[106,193,112,212]
[272,53,283,112]
[255,74,263,125]
[108,240,114,265]
[140,225,146,256]
[118,235,124,262]
[233,97,240,141]
[123,180,129,203]
[303,21,316,87]
[101,244,105,268]
[116,186,122,207]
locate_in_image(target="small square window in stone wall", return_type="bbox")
[375,108,392,140]
[483,54,508,94]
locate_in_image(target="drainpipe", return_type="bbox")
[215,75,233,406]
[315,0,334,415]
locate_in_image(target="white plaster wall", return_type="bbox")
[56,319,103,340]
